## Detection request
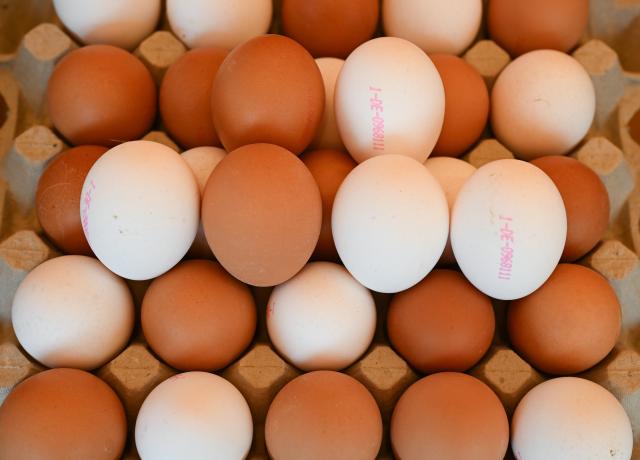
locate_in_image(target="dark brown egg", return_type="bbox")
[508,263,621,375]
[36,145,107,254]
[211,35,324,154]
[47,45,156,146]
[0,368,127,460]
[265,371,382,460]
[629,109,640,144]
[391,372,509,460]
[160,47,228,149]
[141,259,256,371]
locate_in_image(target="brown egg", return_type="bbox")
[265,371,382,460]
[141,259,256,371]
[391,372,509,460]
[430,54,489,157]
[300,149,356,261]
[508,263,621,375]
[630,109,640,145]
[531,156,609,261]
[160,47,227,149]
[488,0,589,57]
[202,143,322,286]
[0,368,126,460]
[47,45,156,146]
[211,35,324,154]
[281,0,379,59]
[36,145,107,254]
[387,269,494,373]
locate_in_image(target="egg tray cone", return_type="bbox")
[1,1,640,459]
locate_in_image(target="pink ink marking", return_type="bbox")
[369,86,385,151]
[80,180,96,238]
[497,215,514,281]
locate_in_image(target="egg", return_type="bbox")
[511,378,633,460]
[142,260,256,371]
[508,264,620,375]
[12,255,134,369]
[488,0,589,57]
[135,372,253,460]
[267,262,375,371]
[335,37,445,163]
[202,143,322,286]
[387,269,494,373]
[166,0,272,49]
[36,145,107,255]
[531,155,609,261]
[81,141,200,280]
[311,57,345,151]
[47,45,156,147]
[0,368,127,460]
[451,159,566,300]
[383,0,482,55]
[265,371,382,460]
[52,0,161,50]
[430,54,489,157]
[212,34,325,154]
[300,148,357,261]
[491,50,596,159]
[160,47,228,149]
[391,372,509,460]
[332,154,449,293]
[281,0,379,59]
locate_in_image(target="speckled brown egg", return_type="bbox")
[211,35,324,154]
[300,149,356,261]
[0,368,127,460]
[141,259,256,371]
[47,45,156,146]
[430,54,489,157]
[391,372,509,460]
[202,143,322,286]
[35,145,107,255]
[265,371,382,460]
[281,0,379,59]
[160,47,227,149]
[488,0,589,57]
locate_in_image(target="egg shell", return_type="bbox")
[511,377,633,460]
[281,0,379,59]
[311,57,345,151]
[11,255,134,370]
[335,37,445,163]
[0,368,127,460]
[166,0,272,49]
[391,372,509,460]
[202,143,322,287]
[332,154,449,293]
[135,372,253,460]
[36,145,107,255]
[212,34,325,154]
[265,371,383,460]
[160,47,228,149]
[491,50,596,159]
[47,45,156,147]
[451,159,566,300]
[81,140,200,280]
[53,0,161,50]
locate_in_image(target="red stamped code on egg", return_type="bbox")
[80,180,96,238]
[369,86,385,151]
[497,215,514,281]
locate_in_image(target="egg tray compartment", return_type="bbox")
[1,0,640,459]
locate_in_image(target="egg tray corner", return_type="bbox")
[1,1,640,459]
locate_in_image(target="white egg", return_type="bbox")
[451,159,566,300]
[167,0,272,49]
[12,255,134,370]
[332,154,449,293]
[335,37,445,163]
[53,0,161,50]
[383,0,482,55]
[267,262,376,371]
[311,57,345,151]
[81,141,200,280]
[512,378,633,460]
[136,372,253,460]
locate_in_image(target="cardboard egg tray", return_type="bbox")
[1,1,640,459]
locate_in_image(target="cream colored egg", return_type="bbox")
[311,58,345,151]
